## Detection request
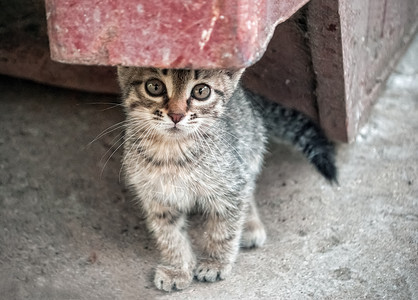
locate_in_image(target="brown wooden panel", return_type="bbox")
[308,0,418,142]
[339,0,418,141]
[307,0,348,141]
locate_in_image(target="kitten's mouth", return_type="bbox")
[163,124,193,138]
[167,126,182,134]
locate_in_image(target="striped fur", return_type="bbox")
[117,67,337,292]
[246,89,337,183]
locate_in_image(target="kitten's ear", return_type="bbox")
[226,68,245,89]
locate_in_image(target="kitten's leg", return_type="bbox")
[194,202,246,282]
[144,203,195,292]
[240,196,266,248]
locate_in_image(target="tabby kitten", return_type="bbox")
[117,67,337,292]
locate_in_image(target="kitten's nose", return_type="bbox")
[168,113,184,124]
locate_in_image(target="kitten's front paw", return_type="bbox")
[154,265,193,292]
[194,260,232,282]
[240,219,266,248]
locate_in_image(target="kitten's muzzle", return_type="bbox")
[168,113,185,124]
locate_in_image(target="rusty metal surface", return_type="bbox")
[45,0,309,68]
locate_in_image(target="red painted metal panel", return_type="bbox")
[45,0,308,68]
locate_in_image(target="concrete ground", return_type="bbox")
[1,35,417,300]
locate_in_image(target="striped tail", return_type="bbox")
[248,90,338,183]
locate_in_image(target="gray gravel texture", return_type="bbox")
[1,36,417,300]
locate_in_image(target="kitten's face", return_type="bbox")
[118,67,243,140]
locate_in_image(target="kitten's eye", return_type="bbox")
[191,84,211,100]
[145,79,166,97]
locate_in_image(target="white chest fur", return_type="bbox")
[124,138,224,210]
